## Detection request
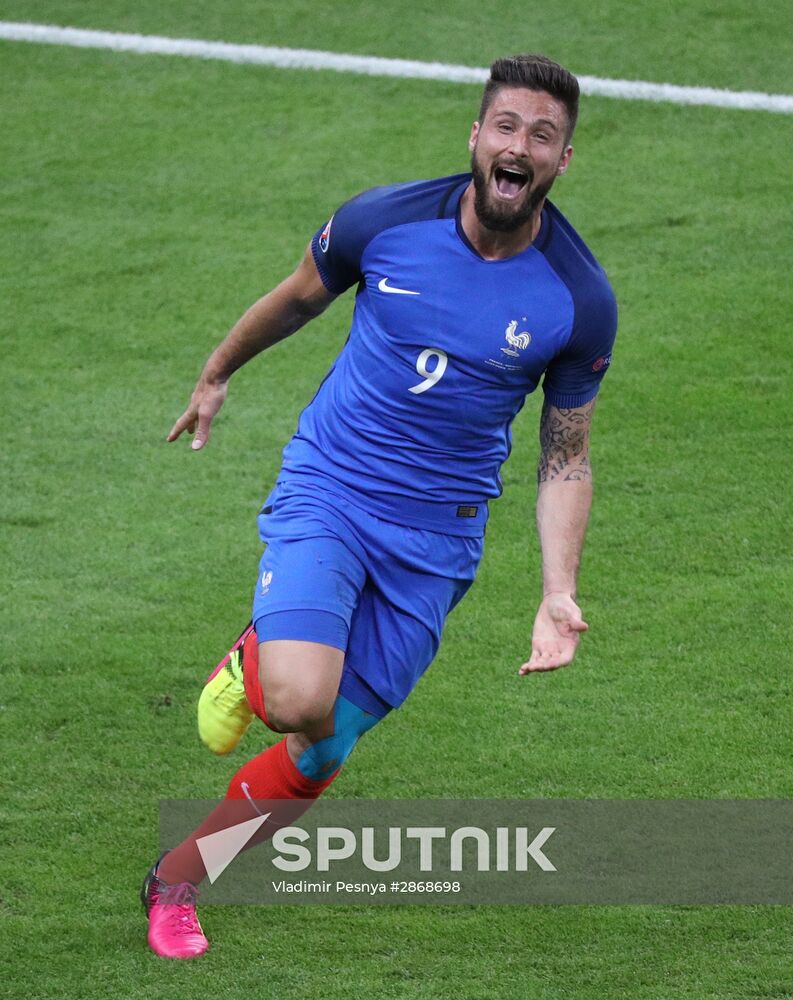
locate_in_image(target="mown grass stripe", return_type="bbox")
[2,20,792,114]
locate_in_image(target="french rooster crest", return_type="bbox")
[501,319,532,358]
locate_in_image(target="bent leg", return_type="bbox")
[157,693,383,886]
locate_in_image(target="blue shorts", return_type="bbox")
[251,481,483,718]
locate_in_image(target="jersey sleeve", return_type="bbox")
[310,191,379,295]
[541,280,618,409]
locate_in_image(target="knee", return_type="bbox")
[263,676,335,733]
[258,641,342,733]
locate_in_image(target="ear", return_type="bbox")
[468,121,480,153]
[556,144,574,176]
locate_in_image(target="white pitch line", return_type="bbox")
[1,20,792,115]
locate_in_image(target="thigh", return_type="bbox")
[252,504,367,729]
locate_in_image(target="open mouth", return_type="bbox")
[494,166,530,199]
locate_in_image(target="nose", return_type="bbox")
[506,128,531,161]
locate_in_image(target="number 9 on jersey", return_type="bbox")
[409,348,448,395]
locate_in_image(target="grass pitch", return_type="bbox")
[2,3,792,998]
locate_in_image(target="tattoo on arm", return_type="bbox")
[537,399,595,484]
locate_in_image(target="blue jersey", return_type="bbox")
[279,173,617,536]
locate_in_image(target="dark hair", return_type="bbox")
[479,54,580,141]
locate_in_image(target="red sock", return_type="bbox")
[242,627,270,727]
[157,739,339,886]
[226,736,338,800]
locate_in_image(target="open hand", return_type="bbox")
[167,378,229,450]
[519,592,588,674]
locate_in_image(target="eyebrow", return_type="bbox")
[533,118,560,132]
[491,110,560,132]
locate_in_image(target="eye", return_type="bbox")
[497,123,513,133]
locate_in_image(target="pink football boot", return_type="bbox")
[141,856,209,959]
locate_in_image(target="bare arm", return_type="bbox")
[168,243,336,449]
[536,398,595,595]
[519,398,596,674]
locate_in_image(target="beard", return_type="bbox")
[470,150,553,233]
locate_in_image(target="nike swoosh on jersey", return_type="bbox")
[377,277,421,296]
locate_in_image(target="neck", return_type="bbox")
[459,182,544,261]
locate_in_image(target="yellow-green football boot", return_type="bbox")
[197,623,255,755]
